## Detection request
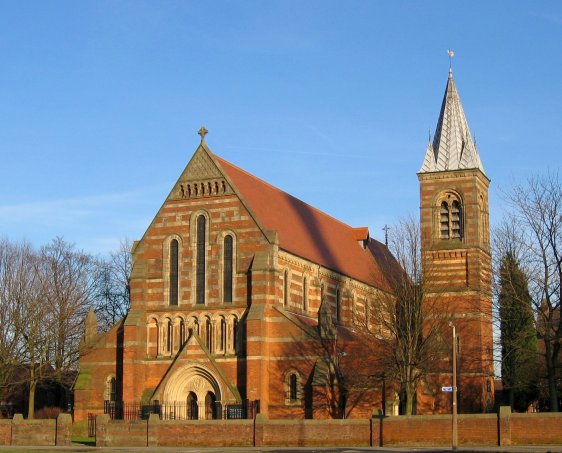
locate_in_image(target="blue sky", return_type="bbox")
[1,1,561,255]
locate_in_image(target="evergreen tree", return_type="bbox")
[499,251,539,411]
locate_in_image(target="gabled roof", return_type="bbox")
[419,69,485,175]
[213,154,399,292]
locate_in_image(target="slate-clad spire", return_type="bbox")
[420,70,485,174]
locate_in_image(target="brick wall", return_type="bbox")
[256,416,370,447]
[510,412,562,446]
[0,414,71,446]
[147,414,254,447]
[94,408,562,448]
[0,420,11,445]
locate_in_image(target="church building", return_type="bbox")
[74,69,494,422]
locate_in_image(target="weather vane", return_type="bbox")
[447,49,455,72]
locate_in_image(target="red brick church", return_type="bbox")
[74,69,494,422]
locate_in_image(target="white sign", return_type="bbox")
[441,386,453,392]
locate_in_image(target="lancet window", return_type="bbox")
[169,239,179,306]
[223,235,233,303]
[196,215,206,304]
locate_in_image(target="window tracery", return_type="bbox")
[437,193,463,240]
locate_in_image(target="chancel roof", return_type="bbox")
[213,153,400,292]
[419,70,485,175]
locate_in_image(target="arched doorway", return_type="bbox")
[205,391,217,419]
[187,392,198,420]
[162,364,222,420]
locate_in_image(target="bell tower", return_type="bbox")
[418,68,494,413]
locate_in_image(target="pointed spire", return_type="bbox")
[419,70,485,175]
[82,307,98,345]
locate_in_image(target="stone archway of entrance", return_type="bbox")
[162,364,222,420]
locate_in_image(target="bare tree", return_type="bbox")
[94,238,132,331]
[0,238,98,418]
[5,241,51,419]
[0,240,24,393]
[38,238,97,390]
[502,173,562,411]
[355,217,449,415]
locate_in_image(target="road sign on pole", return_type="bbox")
[441,386,453,392]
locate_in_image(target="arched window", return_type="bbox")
[440,201,450,239]
[289,373,298,401]
[147,318,159,358]
[196,215,206,304]
[205,317,213,352]
[165,318,172,354]
[303,277,308,312]
[179,319,186,347]
[439,196,463,240]
[220,316,227,352]
[336,288,341,323]
[232,316,239,353]
[285,371,301,404]
[283,269,289,308]
[190,316,199,337]
[451,200,462,238]
[169,239,179,306]
[104,376,116,402]
[223,235,233,303]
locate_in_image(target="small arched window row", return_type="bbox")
[146,313,241,358]
[179,179,228,199]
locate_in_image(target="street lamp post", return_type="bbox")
[450,322,458,451]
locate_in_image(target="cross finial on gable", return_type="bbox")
[382,224,391,247]
[198,126,208,144]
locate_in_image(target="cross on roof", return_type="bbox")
[198,126,208,144]
[382,224,391,247]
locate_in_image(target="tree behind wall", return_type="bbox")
[357,217,449,415]
[498,251,539,411]
[503,173,562,412]
[93,238,132,331]
[0,238,100,418]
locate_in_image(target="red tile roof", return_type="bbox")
[214,153,400,292]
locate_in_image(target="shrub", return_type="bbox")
[34,406,63,419]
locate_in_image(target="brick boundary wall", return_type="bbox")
[0,413,72,446]
[93,407,562,448]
